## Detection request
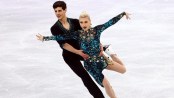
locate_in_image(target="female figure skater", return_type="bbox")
[37,11,130,98]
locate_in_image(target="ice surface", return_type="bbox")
[0,0,174,98]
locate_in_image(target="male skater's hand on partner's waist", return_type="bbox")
[76,50,89,60]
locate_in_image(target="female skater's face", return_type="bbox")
[79,17,91,31]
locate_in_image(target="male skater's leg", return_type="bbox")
[63,57,105,98]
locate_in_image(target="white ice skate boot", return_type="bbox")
[102,51,113,65]
[103,45,116,56]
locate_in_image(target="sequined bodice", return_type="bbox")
[79,28,100,56]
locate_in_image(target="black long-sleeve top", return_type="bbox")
[50,18,82,59]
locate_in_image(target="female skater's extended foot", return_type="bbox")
[103,45,124,66]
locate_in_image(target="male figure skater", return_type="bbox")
[48,1,105,98]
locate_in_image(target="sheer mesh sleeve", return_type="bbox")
[43,31,79,41]
[95,12,126,35]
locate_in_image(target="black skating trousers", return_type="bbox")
[63,54,105,98]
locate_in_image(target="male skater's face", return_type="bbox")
[54,7,66,20]
[79,17,91,31]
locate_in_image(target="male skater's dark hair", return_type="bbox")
[53,1,67,10]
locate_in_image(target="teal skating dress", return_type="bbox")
[44,12,126,87]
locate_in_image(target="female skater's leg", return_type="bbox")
[106,61,126,74]
[102,76,117,98]
[104,45,124,66]
[103,51,126,73]
[110,54,124,66]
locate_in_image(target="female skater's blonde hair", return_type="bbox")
[79,11,91,21]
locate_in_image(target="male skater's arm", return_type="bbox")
[63,43,89,60]
[61,19,89,60]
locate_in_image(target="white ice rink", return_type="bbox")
[0,0,174,98]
